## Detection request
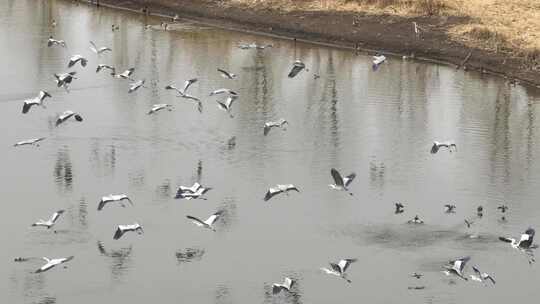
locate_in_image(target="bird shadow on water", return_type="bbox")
[175,247,205,264]
[97,241,133,282]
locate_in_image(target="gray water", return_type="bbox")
[2,0,540,303]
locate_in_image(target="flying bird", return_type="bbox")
[68,55,88,68]
[35,256,74,273]
[470,266,496,284]
[175,185,212,200]
[320,258,357,283]
[238,43,272,49]
[464,219,474,228]
[272,277,294,294]
[407,215,424,224]
[186,211,223,231]
[113,68,135,80]
[217,95,237,117]
[128,79,145,93]
[444,204,456,213]
[288,60,305,78]
[31,210,65,229]
[395,202,405,214]
[47,36,66,48]
[22,91,52,114]
[372,55,386,70]
[14,137,46,147]
[56,110,83,126]
[89,41,112,54]
[98,194,133,211]
[264,119,288,135]
[264,184,300,201]
[499,228,536,249]
[411,272,423,279]
[176,182,202,194]
[430,141,457,154]
[217,68,237,79]
[165,84,202,111]
[96,64,115,74]
[497,205,508,213]
[148,103,173,114]
[329,168,356,194]
[54,71,77,89]
[113,223,143,240]
[443,256,470,280]
[210,88,238,96]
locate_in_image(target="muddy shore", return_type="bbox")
[80,0,538,88]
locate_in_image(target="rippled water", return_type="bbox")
[2,0,540,303]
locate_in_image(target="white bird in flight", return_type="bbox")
[264,184,300,201]
[372,55,386,70]
[148,103,173,115]
[186,211,223,232]
[114,68,135,80]
[22,91,52,114]
[68,55,88,68]
[329,168,356,194]
[320,258,357,283]
[35,256,74,273]
[431,141,457,154]
[89,41,112,54]
[56,110,83,126]
[272,277,294,294]
[113,223,143,240]
[443,256,470,280]
[264,119,288,136]
[96,64,115,74]
[217,95,237,117]
[128,79,145,93]
[14,137,46,147]
[499,228,535,249]
[217,68,237,79]
[470,266,496,284]
[209,88,238,96]
[31,210,65,229]
[54,71,77,90]
[175,185,212,200]
[98,194,133,211]
[47,36,66,48]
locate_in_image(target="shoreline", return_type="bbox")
[78,0,539,89]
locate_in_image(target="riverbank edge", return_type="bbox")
[79,0,539,88]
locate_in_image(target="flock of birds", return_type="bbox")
[11,6,538,300]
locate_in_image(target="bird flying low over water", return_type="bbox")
[148,103,173,115]
[31,210,64,229]
[372,55,386,70]
[165,84,202,111]
[288,60,305,78]
[55,110,83,126]
[47,36,66,48]
[238,42,272,50]
[96,64,115,74]
[175,184,212,200]
[407,215,424,224]
[217,68,237,79]
[210,88,238,96]
[176,182,202,194]
[36,256,74,273]
[498,205,509,213]
[431,141,457,154]
[411,272,423,279]
[320,258,357,283]
[499,228,536,249]
[68,55,88,68]
[113,68,135,80]
[470,266,496,284]
[113,223,143,240]
[264,119,288,136]
[89,41,112,54]
[444,204,456,213]
[264,184,299,201]
[272,277,294,294]
[54,72,77,90]
[186,211,223,232]
[128,79,145,93]
[22,91,52,114]
[329,168,356,194]
[14,137,46,147]
[98,194,133,211]
[217,95,237,117]
[443,256,470,280]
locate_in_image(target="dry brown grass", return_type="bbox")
[224,0,540,64]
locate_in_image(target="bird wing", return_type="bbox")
[430,143,439,154]
[182,78,197,94]
[165,85,182,95]
[89,41,98,53]
[22,102,32,114]
[288,63,304,78]
[284,277,293,289]
[499,236,515,243]
[272,284,284,294]
[122,196,134,206]
[485,275,496,284]
[36,261,54,273]
[264,188,280,201]
[205,212,222,226]
[186,215,206,227]
[343,173,356,187]
[339,258,357,273]
[331,168,344,187]
[329,262,342,274]
[49,210,64,223]
[472,266,481,276]
[286,185,300,192]
[453,256,470,272]
[113,227,125,240]
[97,199,107,211]
[217,68,231,78]
[60,256,74,264]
